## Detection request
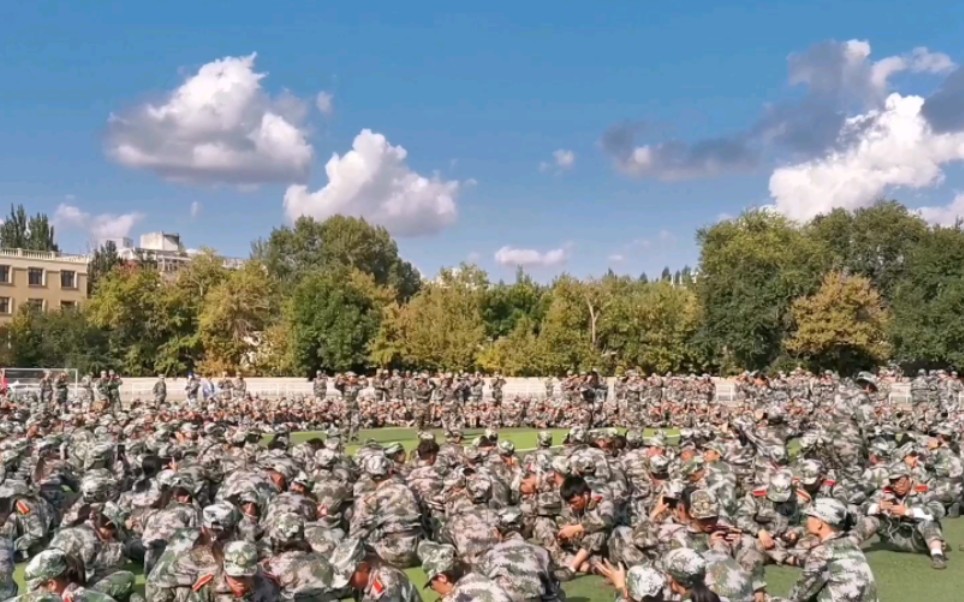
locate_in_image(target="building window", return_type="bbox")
[0,266,9,284]
[60,270,76,289]
[0,297,9,314]
[60,300,77,310]
[27,268,44,286]
[26,299,44,310]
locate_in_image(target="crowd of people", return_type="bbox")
[0,366,959,601]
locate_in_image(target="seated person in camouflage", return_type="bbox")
[556,476,616,576]
[349,455,422,568]
[0,479,57,561]
[330,538,421,602]
[48,503,140,602]
[774,498,878,602]
[734,471,806,567]
[439,475,500,568]
[419,541,513,602]
[477,508,566,602]
[261,513,335,602]
[189,541,279,602]
[660,548,725,602]
[18,548,115,602]
[597,563,669,602]
[857,462,949,569]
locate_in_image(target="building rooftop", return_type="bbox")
[0,248,89,264]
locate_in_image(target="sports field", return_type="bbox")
[14,427,962,602]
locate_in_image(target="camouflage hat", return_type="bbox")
[223,541,259,577]
[567,426,587,444]
[662,479,685,500]
[484,427,499,440]
[870,440,895,458]
[572,455,596,476]
[363,454,392,478]
[766,472,793,503]
[626,566,665,601]
[25,549,68,588]
[687,488,719,520]
[383,442,404,457]
[537,430,553,446]
[497,440,515,456]
[314,449,338,469]
[418,541,458,584]
[445,428,463,440]
[886,462,911,481]
[417,431,437,442]
[0,479,30,499]
[625,430,643,445]
[855,371,877,387]
[496,507,524,532]
[702,440,726,456]
[643,432,667,448]
[896,443,919,458]
[81,473,115,503]
[662,548,706,589]
[463,445,483,462]
[202,501,241,530]
[798,460,824,485]
[551,456,571,476]
[680,457,705,479]
[268,512,305,545]
[933,424,955,438]
[466,475,492,502]
[329,537,366,587]
[648,454,670,474]
[804,497,848,528]
[292,471,312,490]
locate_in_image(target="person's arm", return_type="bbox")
[786,543,831,602]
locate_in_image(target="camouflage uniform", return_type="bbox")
[349,456,422,568]
[21,549,115,602]
[419,542,513,602]
[330,538,421,602]
[189,541,279,602]
[477,508,565,602]
[261,514,335,602]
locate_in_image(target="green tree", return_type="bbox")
[198,262,278,373]
[87,240,123,294]
[482,268,546,339]
[2,305,109,373]
[0,205,58,251]
[535,276,606,373]
[696,210,829,370]
[252,216,421,301]
[785,271,891,372]
[389,268,487,371]
[809,201,929,299]
[890,226,964,369]
[286,270,383,373]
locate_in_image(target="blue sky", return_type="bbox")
[4,1,964,281]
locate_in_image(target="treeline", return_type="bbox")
[4,202,964,377]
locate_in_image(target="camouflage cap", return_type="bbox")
[687,488,719,520]
[648,454,670,474]
[81,473,115,502]
[896,443,919,459]
[223,541,259,577]
[551,456,571,476]
[292,471,312,490]
[804,497,848,528]
[567,426,587,444]
[572,455,596,476]
[25,549,68,588]
[855,371,877,387]
[886,462,911,481]
[0,479,30,499]
[445,428,463,440]
[463,445,483,462]
[418,541,458,584]
[383,442,404,457]
[466,475,492,502]
[799,459,824,485]
[202,501,241,530]
[268,512,305,545]
[363,454,392,478]
[497,440,515,456]
[702,440,726,455]
[870,440,895,458]
[662,479,685,500]
[484,427,499,440]
[662,548,706,589]
[766,472,793,503]
[314,449,338,469]
[626,566,665,601]
[417,431,437,442]
[624,430,643,445]
[642,432,667,448]
[680,457,705,479]
[496,507,524,532]
[329,537,366,587]
[537,430,553,446]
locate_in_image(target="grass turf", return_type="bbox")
[15,427,963,602]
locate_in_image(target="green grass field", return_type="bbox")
[14,427,962,602]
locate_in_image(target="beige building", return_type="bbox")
[0,248,89,322]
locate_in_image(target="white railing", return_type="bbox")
[0,248,89,264]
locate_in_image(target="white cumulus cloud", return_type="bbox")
[54,204,145,243]
[494,245,570,268]
[190,201,202,219]
[769,93,964,221]
[283,129,461,237]
[540,149,576,173]
[315,91,334,117]
[916,193,964,226]
[106,53,313,185]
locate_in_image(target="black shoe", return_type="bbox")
[932,554,948,570]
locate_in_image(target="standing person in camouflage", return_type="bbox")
[336,373,362,442]
[349,455,422,567]
[108,371,122,411]
[55,372,69,411]
[21,548,115,602]
[185,374,200,406]
[313,371,327,401]
[330,538,422,602]
[491,373,506,405]
[477,507,565,602]
[775,498,878,602]
[420,541,514,602]
[153,376,167,409]
[857,462,949,569]
[39,371,54,406]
